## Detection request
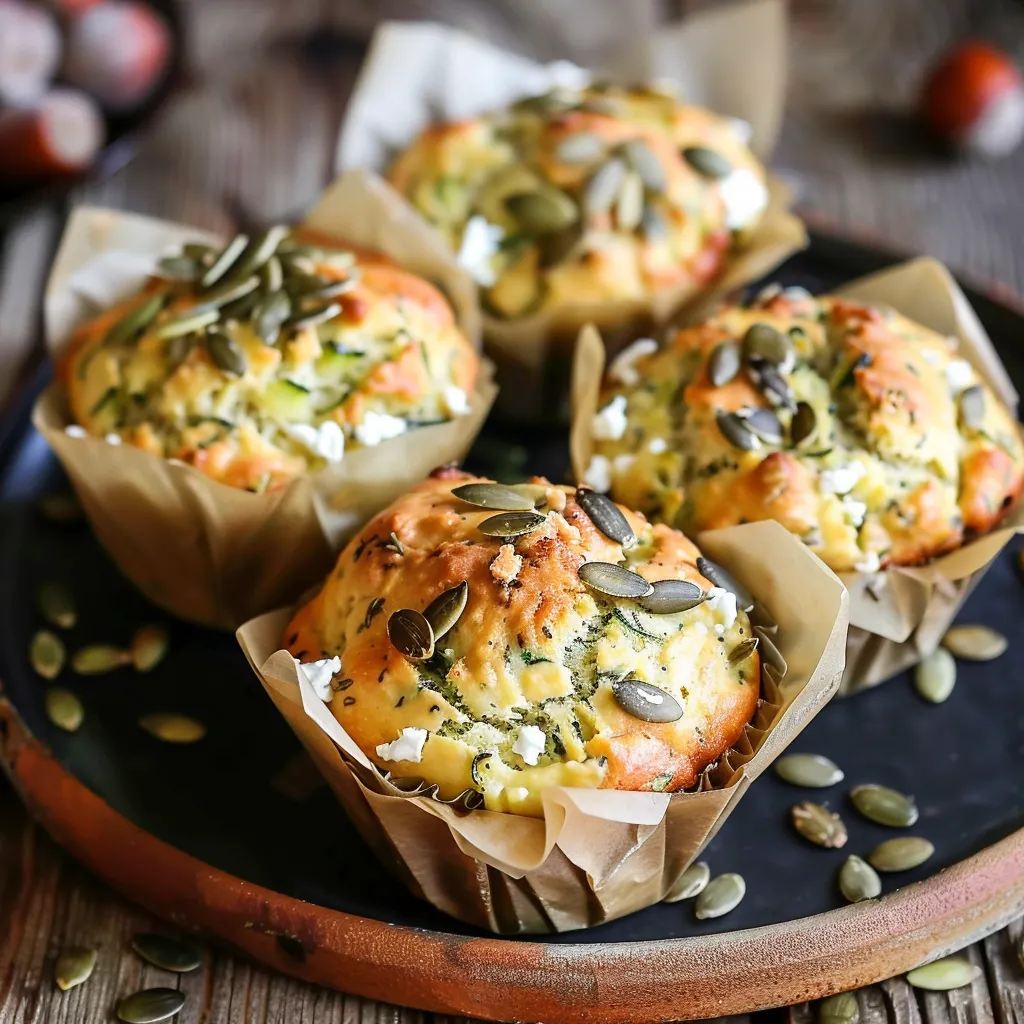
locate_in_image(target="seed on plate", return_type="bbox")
[959,385,985,429]
[743,323,792,366]
[753,361,796,410]
[423,581,469,640]
[638,579,704,614]
[156,255,201,281]
[130,625,169,673]
[555,131,604,164]
[791,401,818,447]
[775,753,844,789]
[253,290,291,343]
[576,487,636,548]
[611,677,683,723]
[906,957,981,992]
[183,242,215,265]
[206,329,247,376]
[286,301,342,329]
[37,493,83,524]
[72,644,128,675]
[744,407,783,446]
[708,341,741,387]
[615,170,645,231]
[621,138,666,192]
[116,987,187,1024]
[261,255,283,294]
[200,233,249,288]
[30,630,66,679]
[694,873,745,919]
[45,687,84,732]
[511,483,550,507]
[728,637,759,666]
[868,837,935,873]
[850,784,918,827]
[37,581,76,629]
[682,146,732,179]
[914,647,956,703]
[153,308,219,340]
[717,410,759,451]
[55,946,97,990]
[451,482,534,511]
[505,188,578,235]
[941,624,1007,661]
[387,609,435,662]
[697,556,755,611]
[139,713,206,744]
[579,561,654,599]
[104,295,166,346]
[584,157,627,216]
[131,933,202,973]
[664,861,710,903]
[309,277,359,301]
[819,992,860,1024]
[478,511,547,538]
[838,855,881,903]
[792,801,847,848]
[223,225,290,283]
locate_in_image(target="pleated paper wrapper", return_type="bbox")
[237,521,847,934]
[336,0,807,421]
[34,170,497,630]
[570,258,1023,697]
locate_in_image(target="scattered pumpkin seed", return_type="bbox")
[261,255,283,294]
[537,223,583,268]
[682,146,732,179]
[819,992,860,1024]
[716,409,759,451]
[615,170,645,231]
[743,323,792,366]
[206,329,247,376]
[30,630,65,679]
[637,579,704,614]
[72,644,129,675]
[131,933,202,973]
[584,157,627,216]
[791,401,818,447]
[743,407,783,445]
[286,301,342,330]
[611,677,683,723]
[697,556,755,611]
[195,274,261,314]
[37,493,83,524]
[423,581,469,640]
[838,855,881,903]
[775,753,844,788]
[139,713,206,744]
[45,687,84,732]
[153,308,219,340]
[728,637,759,666]
[791,801,848,848]
[116,987,187,1024]
[906,957,981,991]
[104,295,166,346]
[694,872,745,919]
[708,341,741,387]
[131,625,169,673]
[451,482,534,511]
[579,561,654,599]
[55,946,97,990]
[37,581,76,629]
[941,624,1007,661]
[157,256,201,281]
[621,138,665,192]
[576,487,636,548]
[478,510,547,538]
[753,361,796,410]
[222,225,289,284]
[664,861,710,903]
[253,290,291,343]
[182,242,215,265]
[959,385,985,429]
[387,609,435,662]
[868,837,935,873]
[850,784,918,828]
[505,188,578,235]
[200,233,249,288]
[914,647,956,704]
[555,131,605,163]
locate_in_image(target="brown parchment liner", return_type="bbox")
[237,520,848,934]
[570,258,1024,696]
[33,170,498,630]
[336,1,807,421]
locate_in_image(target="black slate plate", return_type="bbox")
[1,231,1022,949]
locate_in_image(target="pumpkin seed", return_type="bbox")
[165,335,192,363]
[621,138,665,192]
[819,992,860,1024]
[104,294,166,345]
[261,255,283,294]
[156,256,201,281]
[683,146,732,179]
[775,753,844,789]
[637,579,704,614]
[451,482,535,511]
[555,131,605,163]
[222,225,289,284]
[744,407,783,445]
[664,861,710,902]
[139,713,206,744]
[200,233,249,288]
[611,677,683,723]
[55,946,97,990]
[959,385,985,429]
[286,301,342,329]
[576,487,636,548]
[850,784,918,828]
[72,644,128,675]
[206,329,247,376]
[752,361,796,410]
[743,323,792,366]
[37,581,75,629]
[45,688,83,732]
[116,987,187,1024]
[30,630,65,679]
[579,561,654,599]
[538,223,583,268]
[716,409,759,451]
[838,855,881,903]
[694,873,745,919]
[708,341,741,387]
[792,801,848,848]
[131,933,202,973]
[153,309,219,340]
[584,158,627,216]
[868,837,935,873]
[195,274,261,314]
[914,647,956,704]
[131,625,169,673]
[505,188,578,235]
[728,637,759,666]
[791,401,818,447]
[308,277,359,302]
[697,556,755,611]
[183,242,215,265]
[387,609,435,662]
[478,511,547,538]
[640,202,668,241]
[615,170,645,231]
[906,957,981,991]
[423,582,469,639]
[942,624,1007,661]
[37,493,83,524]
[253,290,291,343]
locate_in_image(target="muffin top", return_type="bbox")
[61,227,479,492]
[388,82,768,320]
[584,287,1024,574]
[285,468,761,817]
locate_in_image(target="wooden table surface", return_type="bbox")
[2,0,1024,1021]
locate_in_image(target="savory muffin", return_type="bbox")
[285,468,762,817]
[388,81,768,320]
[584,287,1024,574]
[61,227,479,492]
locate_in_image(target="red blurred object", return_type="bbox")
[0,88,104,179]
[920,41,1024,159]
[0,0,62,107]
[62,0,171,111]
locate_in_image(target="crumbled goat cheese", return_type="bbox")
[591,395,628,441]
[705,587,738,628]
[648,437,668,454]
[842,497,868,527]
[854,550,882,574]
[490,543,523,585]
[583,454,612,493]
[694,622,709,636]
[354,411,406,447]
[719,169,769,230]
[376,727,428,763]
[613,453,637,475]
[286,420,345,462]
[64,425,87,438]
[512,725,546,766]
[105,432,122,445]
[945,358,974,394]
[819,461,866,496]
[730,117,754,145]
[608,337,658,386]
[457,215,504,286]
[443,385,470,416]
[296,655,342,702]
